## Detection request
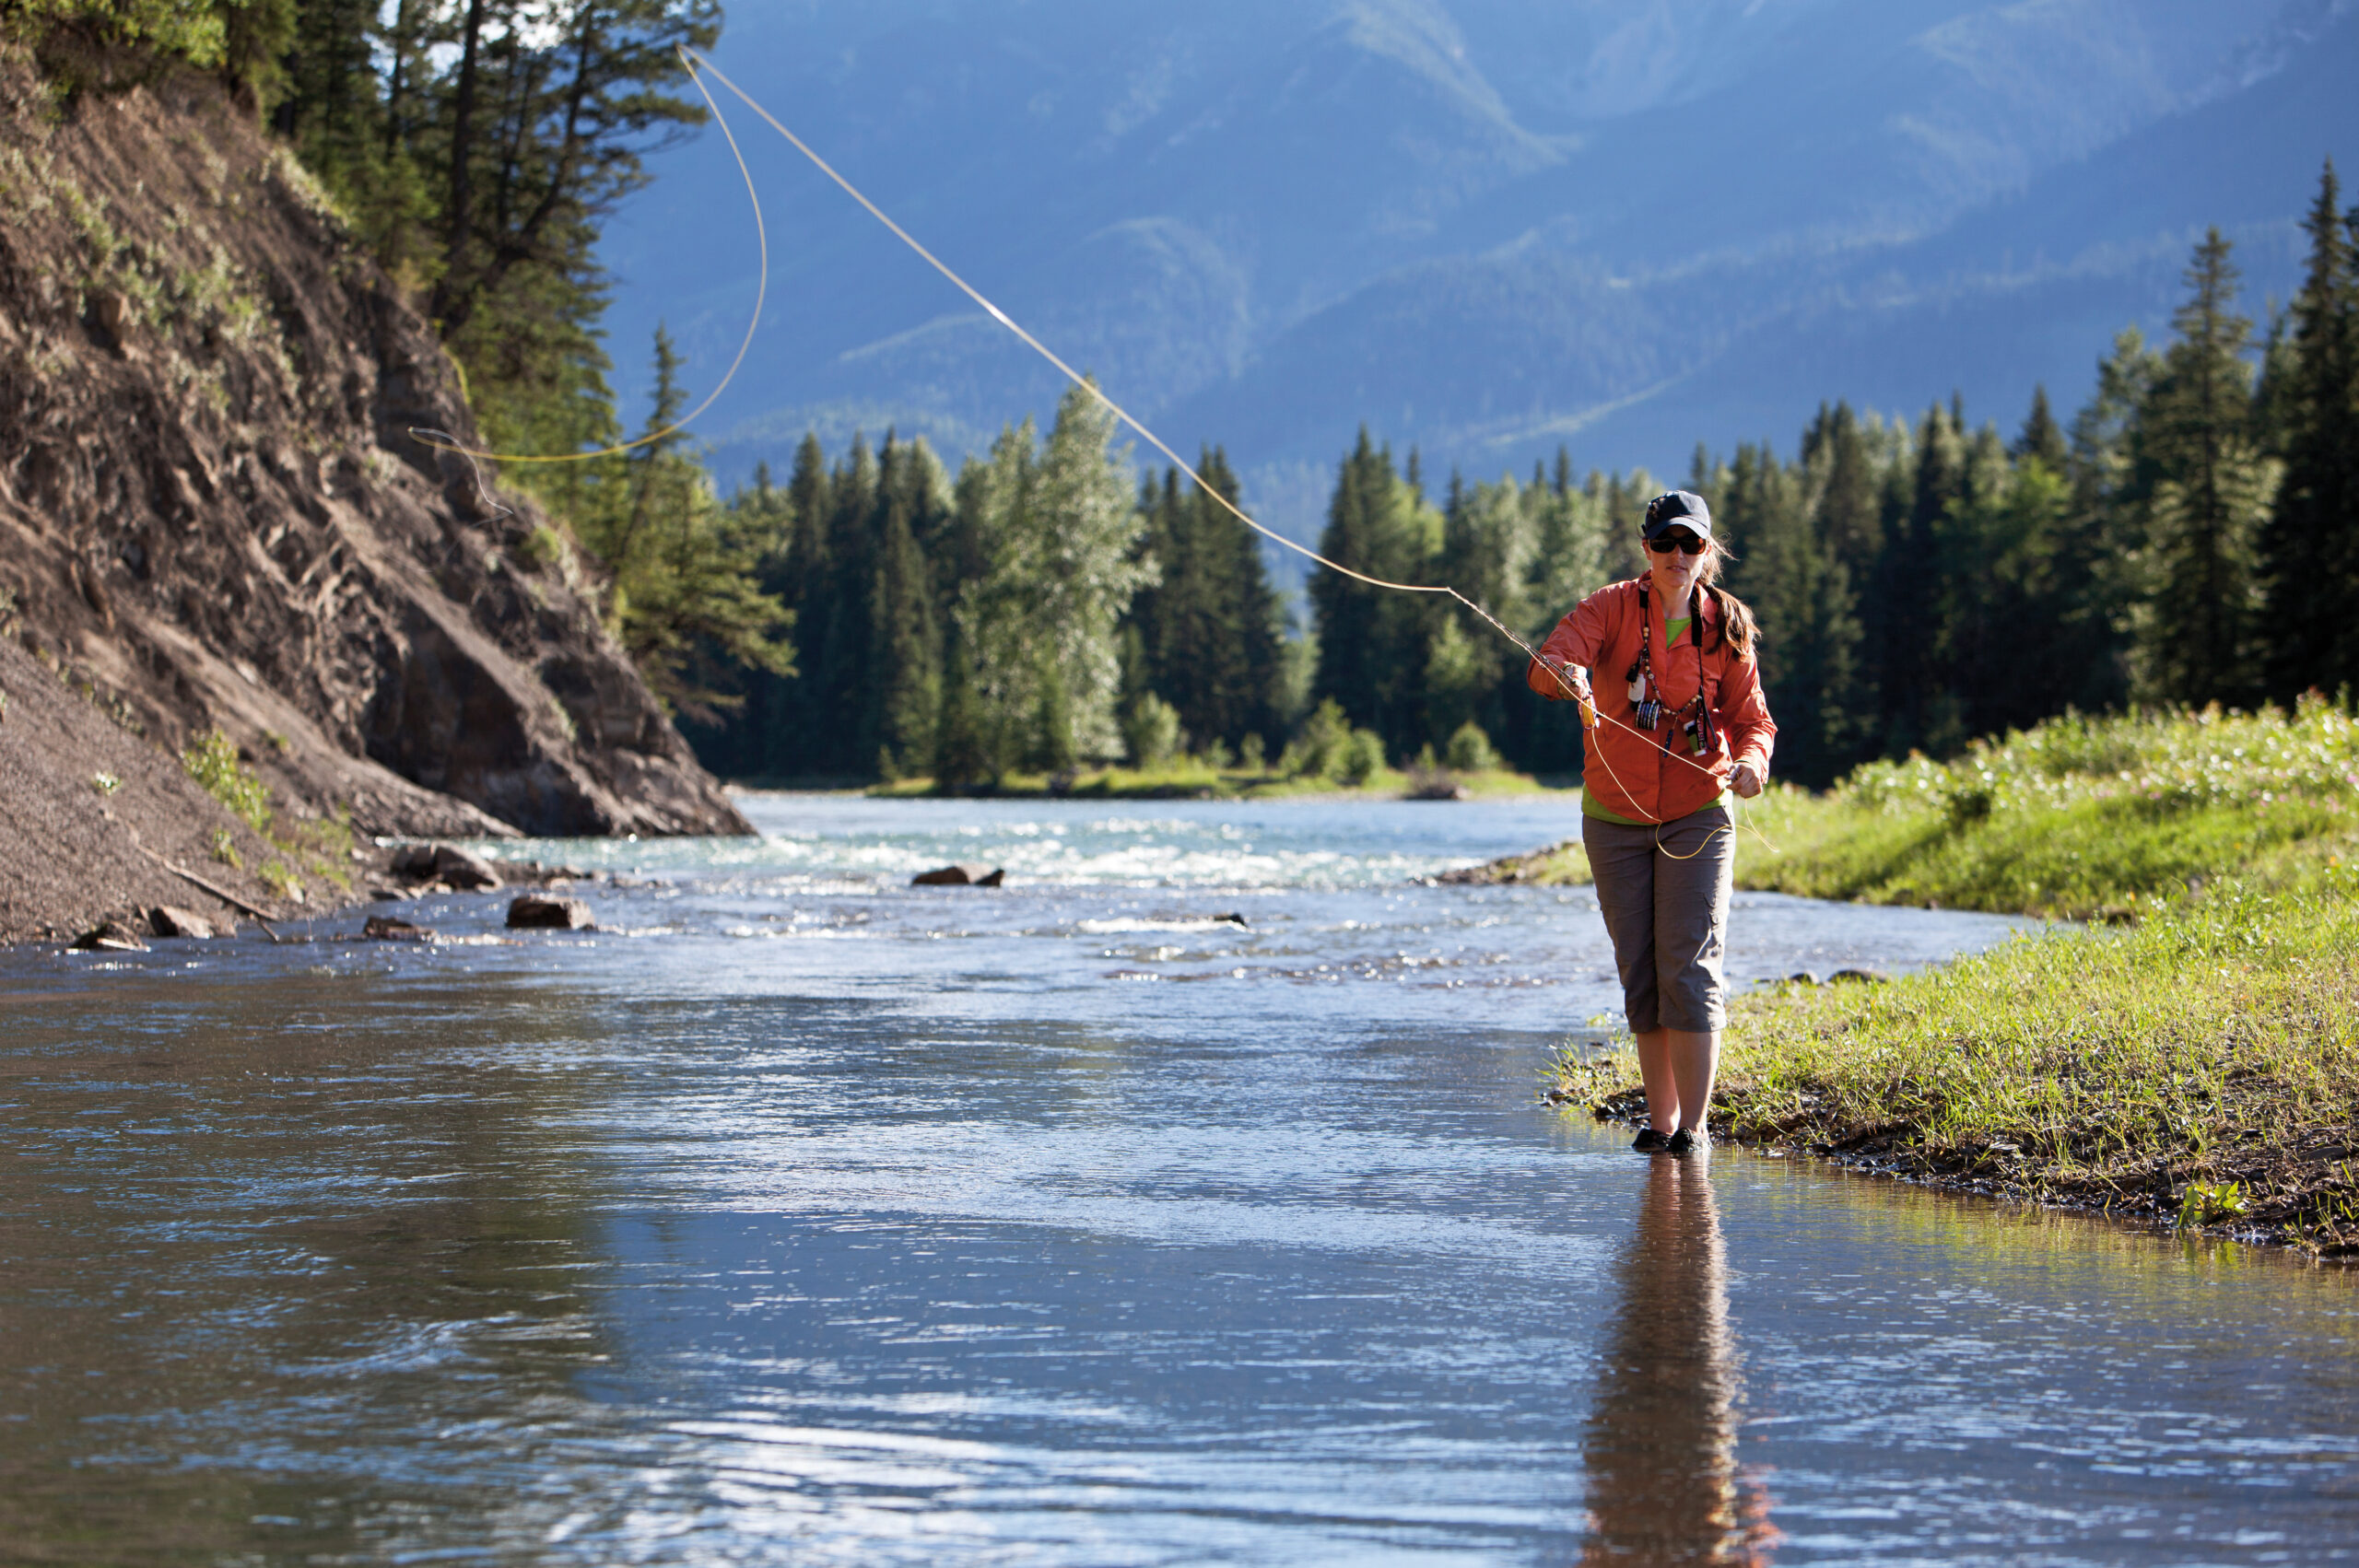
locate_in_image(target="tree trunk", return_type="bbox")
[437,0,490,328]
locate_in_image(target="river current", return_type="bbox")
[2,795,2353,1564]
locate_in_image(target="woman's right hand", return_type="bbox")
[1536,656,1584,701]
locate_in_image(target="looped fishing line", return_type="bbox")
[411,426,516,528]
[423,42,1773,853]
[406,47,768,468]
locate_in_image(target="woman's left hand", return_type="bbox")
[1730,761,1764,799]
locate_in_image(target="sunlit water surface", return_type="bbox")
[2,795,2353,1565]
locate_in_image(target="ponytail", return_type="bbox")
[1692,542,1757,660]
[1706,585,1757,660]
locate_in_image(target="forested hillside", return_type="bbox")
[686,184,2359,791]
[692,391,1281,790]
[1310,193,2359,788]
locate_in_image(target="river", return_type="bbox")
[2,795,2353,1564]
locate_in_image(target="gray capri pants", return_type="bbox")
[1581,804,1734,1034]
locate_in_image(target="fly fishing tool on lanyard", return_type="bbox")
[1626,581,1716,761]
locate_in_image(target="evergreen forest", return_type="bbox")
[700,182,2359,792]
[12,3,2359,793]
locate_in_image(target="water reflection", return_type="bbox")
[1584,1157,1777,1565]
[5,802,2354,1562]
[0,977,629,1562]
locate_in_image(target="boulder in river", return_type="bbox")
[71,919,147,952]
[393,843,504,890]
[911,865,1005,886]
[507,895,594,930]
[1828,967,1890,985]
[147,906,227,939]
[362,915,435,942]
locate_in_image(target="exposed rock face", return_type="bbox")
[0,53,749,841]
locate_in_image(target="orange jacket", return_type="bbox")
[1526,579,1776,824]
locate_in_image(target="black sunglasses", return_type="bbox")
[1645,531,1706,555]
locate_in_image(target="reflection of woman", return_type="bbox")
[1579,1157,1775,1565]
[1530,491,1775,1154]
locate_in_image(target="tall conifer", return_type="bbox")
[1310,430,1398,732]
[2263,161,2359,698]
[2139,228,2271,707]
[2013,386,2070,472]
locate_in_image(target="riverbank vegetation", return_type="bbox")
[1471,698,2359,918]
[178,728,356,905]
[857,701,1552,800]
[1534,697,2359,1253]
[1540,700,2359,1253]
[1554,878,2359,1255]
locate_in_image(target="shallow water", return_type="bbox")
[2,795,2353,1564]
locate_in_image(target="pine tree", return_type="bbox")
[932,615,989,791]
[1793,405,1880,778]
[1721,441,1824,779]
[754,433,831,776]
[1874,402,1964,755]
[1425,473,1513,749]
[2013,385,2070,473]
[1309,436,1446,759]
[816,436,880,772]
[1929,420,2021,749]
[1309,430,1400,733]
[2263,161,2359,698]
[1127,450,1284,755]
[2136,228,2273,707]
[864,438,941,778]
[576,328,790,726]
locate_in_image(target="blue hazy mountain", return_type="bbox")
[598,0,2359,565]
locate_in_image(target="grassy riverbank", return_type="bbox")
[1554,880,2359,1253]
[1485,699,2359,919]
[1541,701,2359,1255]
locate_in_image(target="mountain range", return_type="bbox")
[597,0,2359,582]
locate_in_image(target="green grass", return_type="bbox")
[179,729,356,900]
[181,728,271,833]
[1734,699,2359,919]
[1484,699,2359,919]
[1555,880,2359,1252]
[1537,700,2359,1253]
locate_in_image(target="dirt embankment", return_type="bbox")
[0,53,750,940]
[0,629,311,942]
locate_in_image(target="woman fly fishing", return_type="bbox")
[1530,491,1776,1156]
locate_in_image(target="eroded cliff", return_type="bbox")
[0,49,750,900]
